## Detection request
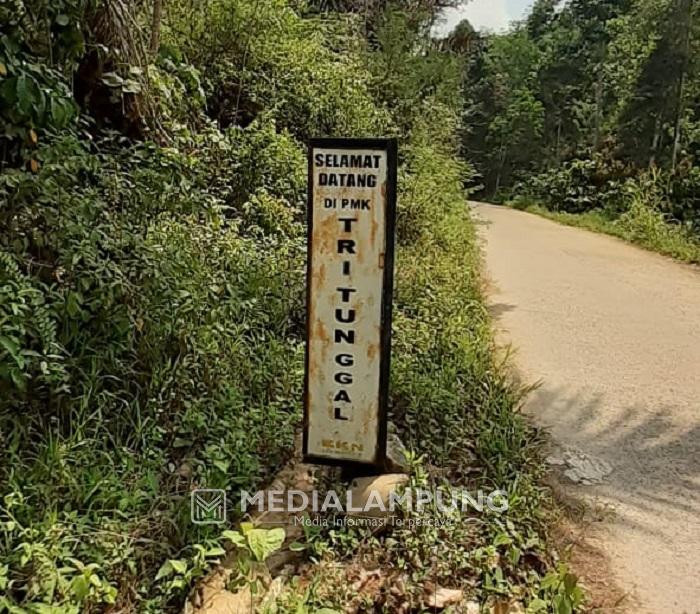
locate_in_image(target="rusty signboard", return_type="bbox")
[303,138,397,468]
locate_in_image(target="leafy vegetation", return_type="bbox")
[462,0,700,255]
[269,133,561,612]
[1,0,570,612]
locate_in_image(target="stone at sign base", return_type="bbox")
[347,474,409,518]
[385,431,410,472]
[423,585,464,608]
[187,585,252,614]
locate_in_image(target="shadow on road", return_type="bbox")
[528,384,700,536]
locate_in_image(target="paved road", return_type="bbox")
[474,203,700,614]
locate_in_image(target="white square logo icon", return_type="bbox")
[191,489,226,524]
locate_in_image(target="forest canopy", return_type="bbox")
[462,0,700,237]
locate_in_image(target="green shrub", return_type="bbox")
[393,137,537,487]
[168,0,391,139]
[615,179,700,262]
[0,1,83,145]
[1,0,560,610]
[516,156,630,213]
[666,165,700,231]
[0,128,306,610]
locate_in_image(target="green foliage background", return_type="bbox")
[0,0,606,611]
[0,0,568,612]
[462,0,700,252]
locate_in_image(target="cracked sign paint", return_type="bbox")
[304,140,396,466]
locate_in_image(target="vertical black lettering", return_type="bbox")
[335,353,354,367]
[336,287,356,302]
[337,239,356,254]
[335,329,355,344]
[335,308,356,323]
[339,218,358,232]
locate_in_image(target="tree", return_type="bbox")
[616,0,695,167]
[442,18,479,54]
[463,29,544,194]
[305,0,463,33]
[150,0,164,55]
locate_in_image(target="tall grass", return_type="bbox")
[512,182,700,264]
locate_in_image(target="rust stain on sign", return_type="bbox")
[304,139,397,466]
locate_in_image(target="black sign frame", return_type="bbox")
[302,137,398,470]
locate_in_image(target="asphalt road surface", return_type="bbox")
[474,203,700,614]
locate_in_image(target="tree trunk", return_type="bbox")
[494,142,507,196]
[671,0,693,170]
[149,0,163,56]
[594,75,603,152]
[649,113,663,168]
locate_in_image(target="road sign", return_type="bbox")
[303,138,397,468]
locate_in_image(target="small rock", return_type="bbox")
[385,428,410,473]
[490,600,525,614]
[546,455,566,466]
[347,474,409,518]
[562,448,612,484]
[196,586,252,614]
[424,585,464,608]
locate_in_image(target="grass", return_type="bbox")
[0,129,572,612]
[512,200,700,265]
[267,140,580,613]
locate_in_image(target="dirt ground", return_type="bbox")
[474,203,700,614]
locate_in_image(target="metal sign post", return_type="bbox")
[303,138,397,468]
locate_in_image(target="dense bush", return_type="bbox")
[0,2,438,610]
[514,156,631,214]
[0,123,307,610]
[0,0,563,611]
[393,129,534,487]
[515,155,700,237]
[666,164,700,230]
[0,0,83,144]
[615,174,700,261]
[171,0,391,139]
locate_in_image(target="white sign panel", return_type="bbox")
[303,139,397,466]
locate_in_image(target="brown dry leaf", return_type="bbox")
[29,159,40,173]
[197,587,252,614]
[0,63,7,76]
[351,567,384,594]
[29,129,38,145]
